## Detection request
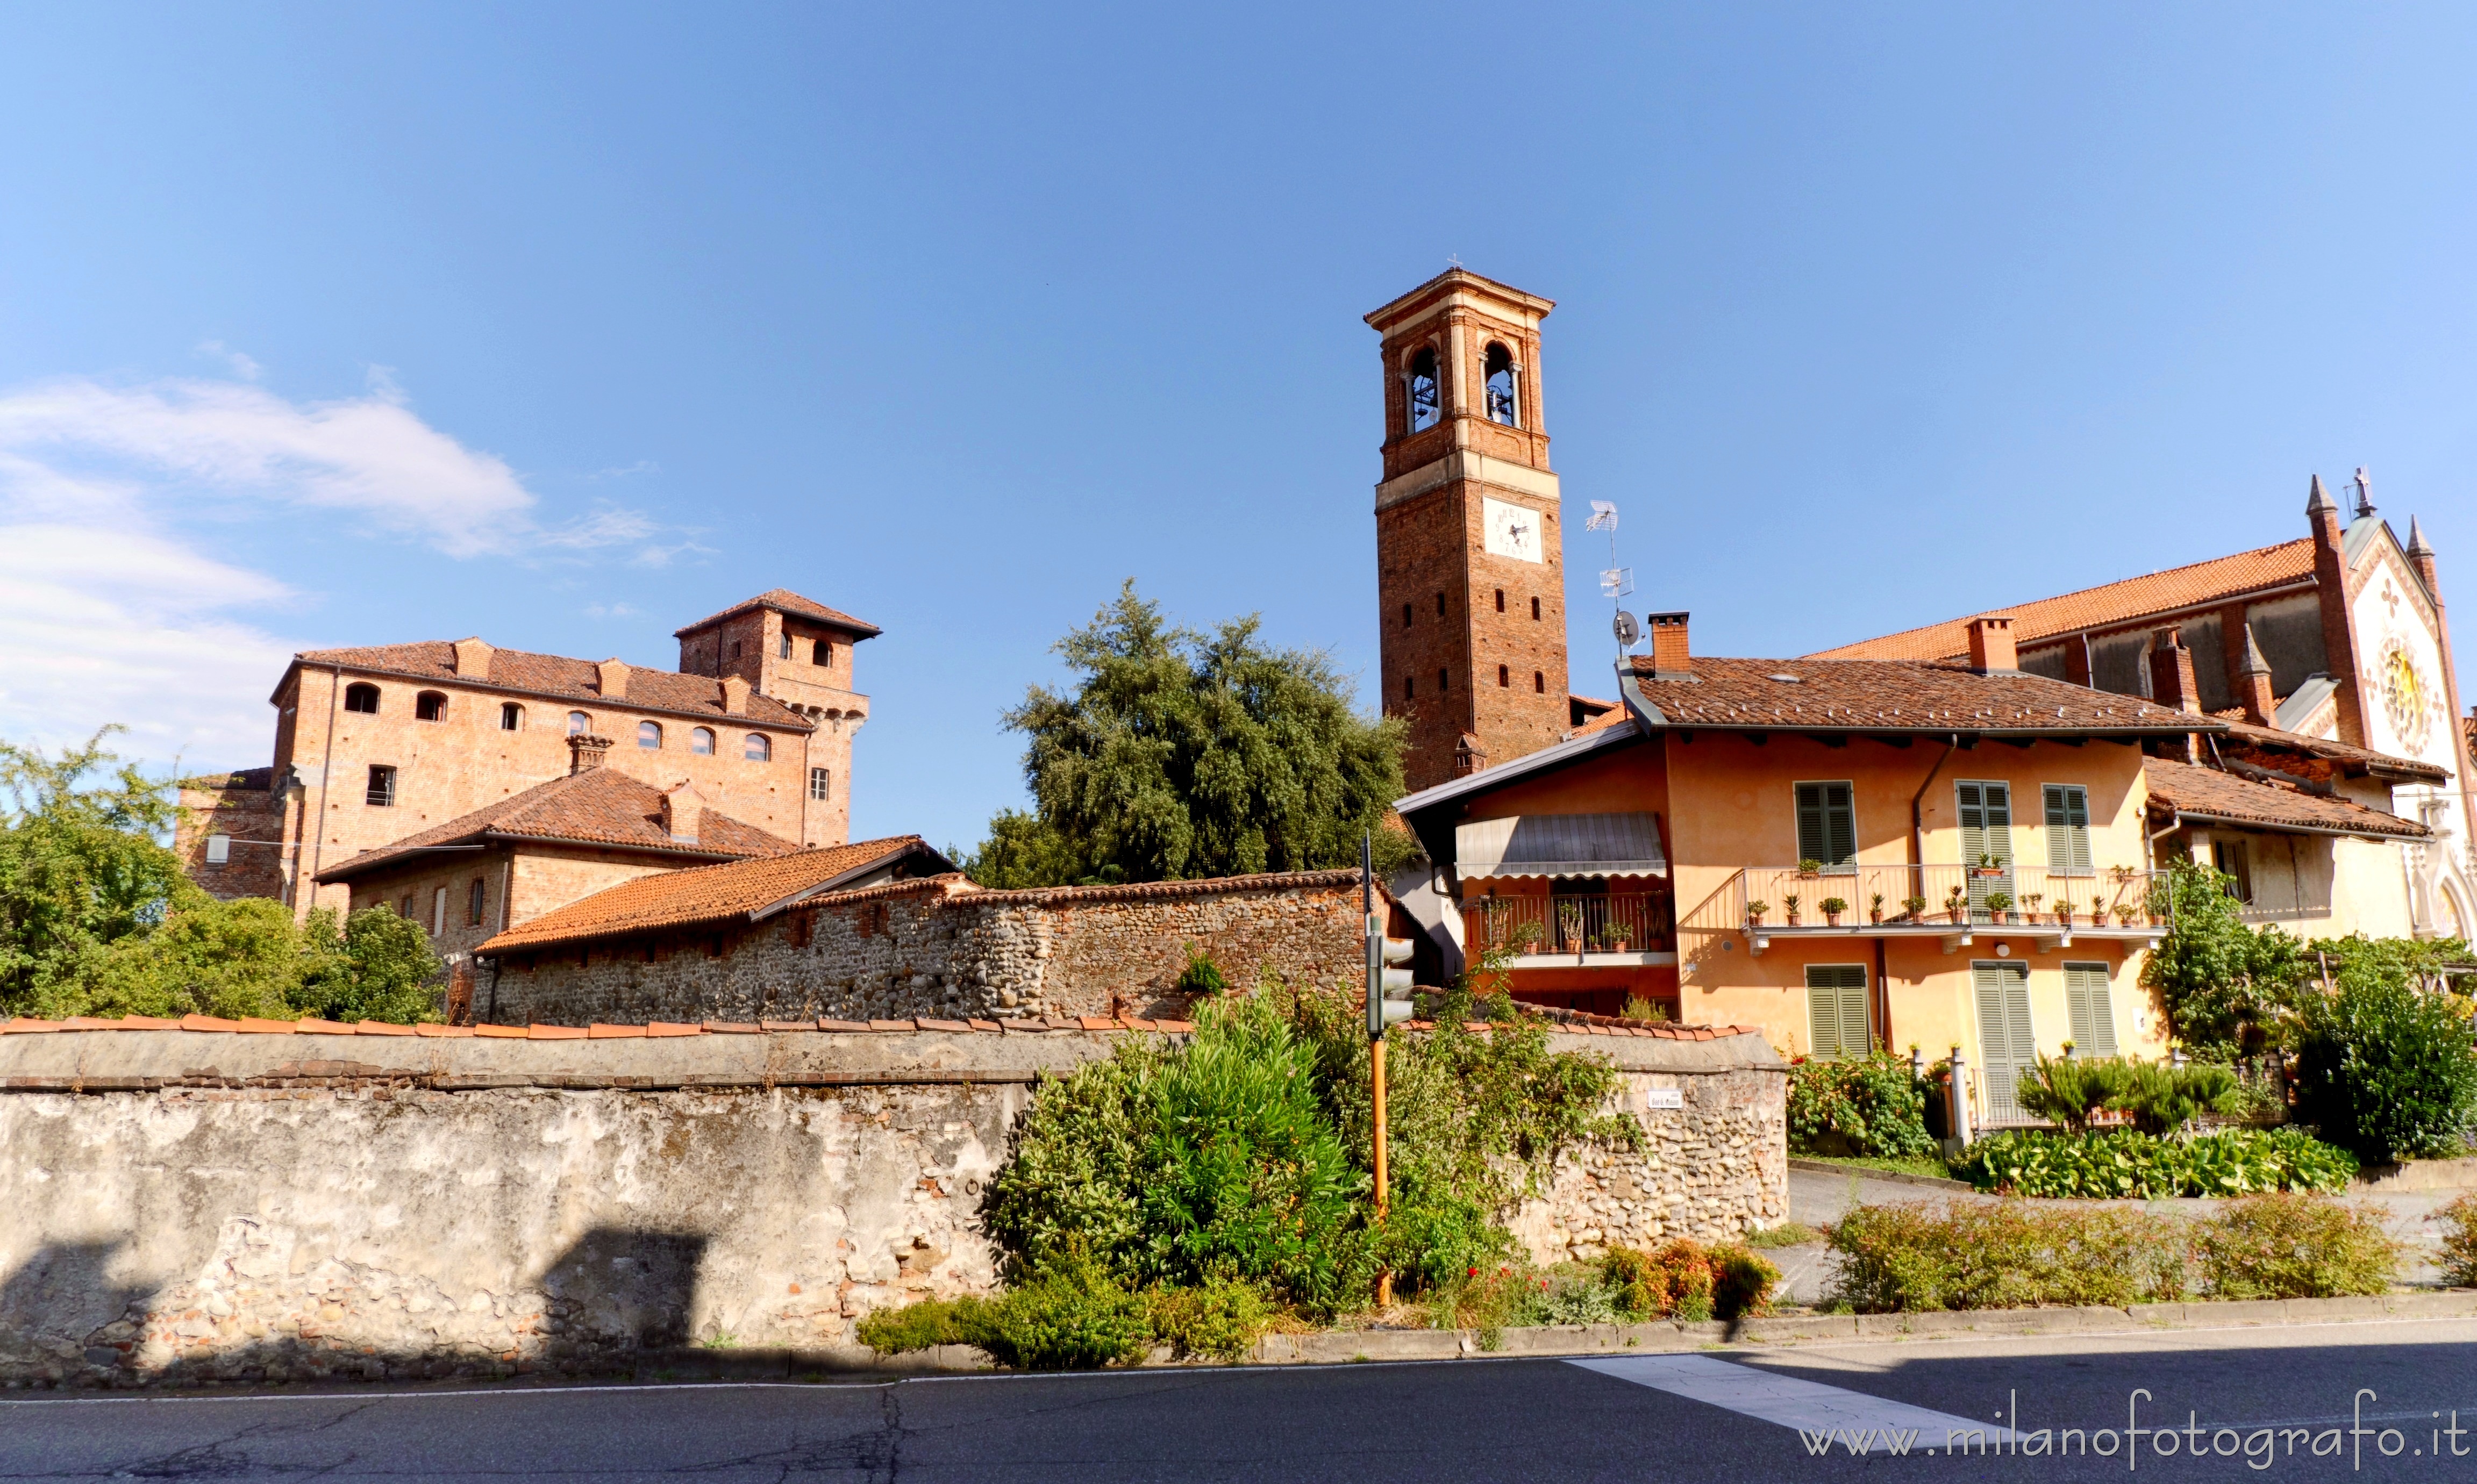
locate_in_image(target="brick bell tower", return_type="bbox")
[1368,269,1570,793]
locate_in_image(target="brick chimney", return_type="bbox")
[1966,615,2019,674]
[451,636,495,681]
[2147,627,2201,714]
[1647,611,1693,679]
[568,734,612,774]
[660,780,706,843]
[2235,623,2276,727]
[720,674,751,714]
[597,658,631,700]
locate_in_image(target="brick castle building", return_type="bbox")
[177,590,878,931]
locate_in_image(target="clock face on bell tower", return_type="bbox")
[1366,269,1573,794]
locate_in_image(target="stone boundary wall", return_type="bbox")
[0,1023,1784,1389]
[486,871,1370,1027]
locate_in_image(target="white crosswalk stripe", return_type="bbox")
[1570,1354,2015,1457]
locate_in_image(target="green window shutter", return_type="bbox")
[2065,963,2118,1057]
[1795,782,1857,868]
[1972,961,2036,1121]
[1804,964,1869,1058]
[2044,785,2093,874]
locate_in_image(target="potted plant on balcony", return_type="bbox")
[2114,902,2139,927]
[2054,898,2075,927]
[1783,893,1802,927]
[2019,891,2043,922]
[1944,886,1967,924]
[2091,895,2108,927]
[1595,923,1633,954]
[1745,900,1769,929]
[1869,892,1886,926]
[1971,852,2006,880]
[1820,895,1848,927]
[1797,858,1824,879]
[1985,890,2013,925]
[1902,894,1928,924]
[1557,900,1585,951]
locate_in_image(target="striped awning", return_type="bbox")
[1454,812,1667,879]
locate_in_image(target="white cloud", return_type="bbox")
[0,369,687,772]
[584,603,640,619]
[194,341,263,381]
[0,523,299,769]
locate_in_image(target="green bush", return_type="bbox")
[2434,1193,2477,1289]
[1711,1244,1781,1320]
[1174,943,1227,996]
[2113,1061,2243,1135]
[1143,1275,1273,1361]
[2293,962,2477,1164]
[2191,1192,2397,1299]
[856,1255,1150,1370]
[1830,1201,2188,1312]
[1598,1238,1776,1321]
[1787,1053,1937,1159]
[1959,1128,2355,1198]
[2141,861,2307,1058]
[2014,1055,2132,1134]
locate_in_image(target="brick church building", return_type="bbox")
[177,590,879,936]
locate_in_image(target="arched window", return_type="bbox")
[344,683,380,714]
[813,639,833,666]
[638,721,663,749]
[1498,664,1510,687]
[499,702,524,731]
[744,733,771,762]
[1406,346,1440,433]
[779,634,793,659]
[415,691,447,722]
[568,711,591,735]
[690,727,715,756]
[1484,342,1519,427]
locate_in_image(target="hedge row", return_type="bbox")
[1955,1127,2357,1199]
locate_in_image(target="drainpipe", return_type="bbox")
[1909,736,1961,886]
[304,664,343,922]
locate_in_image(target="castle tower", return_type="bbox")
[1367,269,1571,792]
[674,589,877,848]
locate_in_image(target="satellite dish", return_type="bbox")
[1613,611,1641,646]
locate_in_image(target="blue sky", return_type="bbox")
[3,3,2472,852]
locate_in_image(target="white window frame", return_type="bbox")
[204,834,232,866]
[431,887,447,937]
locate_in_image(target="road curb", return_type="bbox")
[615,1289,2477,1379]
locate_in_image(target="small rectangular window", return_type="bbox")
[431,887,447,937]
[2064,962,2120,1057]
[2043,784,2093,874]
[1402,603,1412,628]
[813,639,833,666]
[2212,838,2253,904]
[1495,589,1505,612]
[205,834,232,866]
[809,766,832,801]
[1497,664,1509,687]
[1531,597,1541,621]
[779,635,793,659]
[366,765,397,807]
[1805,965,1869,1059]
[1793,782,1857,870]
[468,877,486,926]
[1437,668,1449,693]
[1435,593,1446,617]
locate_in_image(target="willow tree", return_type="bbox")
[963,583,1411,887]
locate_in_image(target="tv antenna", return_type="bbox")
[1588,501,1634,666]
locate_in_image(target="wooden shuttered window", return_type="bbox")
[1794,782,1857,869]
[1805,964,1870,1060]
[2043,784,2093,874]
[1972,960,2036,1122]
[1957,781,2014,917]
[2063,962,2119,1058]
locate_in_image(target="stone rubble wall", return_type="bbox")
[0,1024,1784,1388]
[490,872,1366,1027]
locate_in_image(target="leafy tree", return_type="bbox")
[962,582,1412,887]
[2140,860,2306,1058]
[2292,948,2477,1164]
[1,729,195,1013]
[1,729,441,1023]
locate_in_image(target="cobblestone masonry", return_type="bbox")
[0,1023,1783,1387]
[489,873,1367,1027]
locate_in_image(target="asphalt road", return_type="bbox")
[5,1316,2474,1482]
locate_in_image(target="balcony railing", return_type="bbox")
[1679,864,2166,937]
[1460,893,1675,958]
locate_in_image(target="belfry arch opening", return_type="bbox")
[1484,342,1519,427]
[1406,346,1440,434]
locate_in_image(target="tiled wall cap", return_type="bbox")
[525,1024,588,1040]
[179,1014,241,1033]
[586,1023,646,1038]
[353,1021,417,1036]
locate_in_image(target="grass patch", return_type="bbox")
[1743,1221,1823,1249]
[1794,1152,1957,1181]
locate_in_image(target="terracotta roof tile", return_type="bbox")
[315,768,797,882]
[1809,539,2316,662]
[2143,757,2429,840]
[673,589,881,640]
[475,836,945,954]
[292,641,813,728]
[2216,716,2449,781]
[1627,656,2219,736]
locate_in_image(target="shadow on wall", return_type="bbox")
[0,1240,156,1375]
[0,1228,712,1388]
